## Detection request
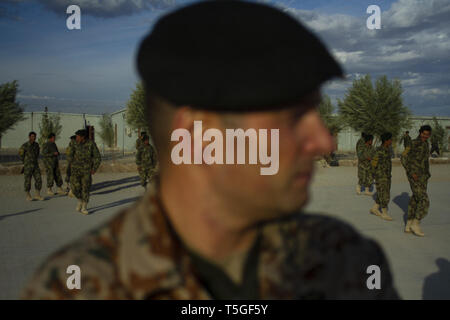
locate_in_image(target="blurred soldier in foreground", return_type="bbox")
[68,129,101,215]
[42,133,66,196]
[23,1,398,299]
[404,125,432,236]
[370,133,393,221]
[358,134,375,196]
[65,135,76,196]
[355,132,367,194]
[19,131,44,201]
[136,134,157,189]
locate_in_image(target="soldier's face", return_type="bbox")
[29,135,36,143]
[420,130,431,142]
[49,137,55,143]
[76,135,82,143]
[209,91,334,221]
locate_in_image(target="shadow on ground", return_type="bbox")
[422,258,450,299]
[393,192,410,224]
[88,196,140,214]
[91,176,140,192]
[0,208,42,220]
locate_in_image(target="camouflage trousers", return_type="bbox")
[138,167,154,187]
[70,171,92,202]
[24,165,42,192]
[44,162,63,188]
[407,176,429,220]
[358,163,373,187]
[375,177,391,208]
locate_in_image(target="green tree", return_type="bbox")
[0,80,25,148]
[38,107,62,145]
[338,74,411,142]
[318,94,344,135]
[431,117,447,152]
[125,82,147,132]
[98,113,114,148]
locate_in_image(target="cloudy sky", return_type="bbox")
[0,0,449,116]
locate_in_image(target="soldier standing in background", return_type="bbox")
[19,131,44,201]
[136,134,157,189]
[65,135,76,197]
[69,129,101,215]
[359,134,375,196]
[400,131,412,149]
[404,125,432,237]
[356,132,367,195]
[370,133,393,221]
[42,133,66,196]
[136,131,147,152]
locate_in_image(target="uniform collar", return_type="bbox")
[116,184,298,299]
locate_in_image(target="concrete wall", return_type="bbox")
[0,109,141,152]
[335,116,450,152]
[1,109,449,153]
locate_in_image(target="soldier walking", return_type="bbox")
[356,132,368,194]
[65,135,76,196]
[404,125,432,236]
[69,129,101,215]
[42,133,66,195]
[370,132,393,221]
[19,131,44,201]
[358,134,375,196]
[136,134,157,189]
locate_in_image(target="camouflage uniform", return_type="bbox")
[42,141,63,188]
[356,138,365,186]
[401,135,412,149]
[136,143,157,187]
[65,140,76,185]
[405,137,430,220]
[69,140,101,203]
[371,146,392,208]
[19,141,42,192]
[22,185,399,299]
[136,138,143,152]
[359,144,374,188]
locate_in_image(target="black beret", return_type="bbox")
[137,0,343,111]
[75,129,87,137]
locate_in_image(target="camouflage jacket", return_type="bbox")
[371,145,392,180]
[68,140,101,173]
[42,142,60,165]
[66,140,76,163]
[19,141,40,167]
[405,137,430,180]
[356,138,365,160]
[136,144,156,169]
[358,144,374,170]
[136,138,143,151]
[22,186,399,300]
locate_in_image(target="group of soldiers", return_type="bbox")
[19,129,101,215]
[356,126,432,236]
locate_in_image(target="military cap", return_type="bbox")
[137,0,343,111]
[75,129,88,138]
[70,135,76,140]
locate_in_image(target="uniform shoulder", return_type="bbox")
[22,210,130,300]
[270,213,399,299]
